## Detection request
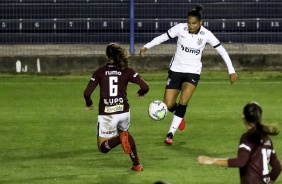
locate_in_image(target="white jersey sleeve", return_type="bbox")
[206,31,235,74]
[144,24,181,49]
[143,33,170,49]
[215,45,235,74]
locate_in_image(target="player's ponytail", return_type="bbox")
[195,4,204,13]
[106,43,129,70]
[244,101,279,144]
[187,4,204,20]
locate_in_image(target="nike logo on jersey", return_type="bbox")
[181,45,200,55]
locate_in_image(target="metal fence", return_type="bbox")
[0,0,281,55]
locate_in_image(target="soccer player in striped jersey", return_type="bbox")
[198,101,281,184]
[139,4,237,145]
[84,43,149,171]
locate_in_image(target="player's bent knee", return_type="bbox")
[168,103,178,113]
[99,146,109,154]
[98,141,110,154]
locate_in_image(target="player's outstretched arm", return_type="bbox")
[198,156,228,167]
[139,47,148,57]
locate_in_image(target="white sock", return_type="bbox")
[168,115,182,135]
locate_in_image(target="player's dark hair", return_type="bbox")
[106,43,129,70]
[244,101,279,144]
[187,4,204,21]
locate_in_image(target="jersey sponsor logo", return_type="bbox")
[105,71,122,75]
[181,45,200,55]
[104,104,124,113]
[104,97,124,105]
[100,130,116,135]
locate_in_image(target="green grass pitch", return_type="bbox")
[0,71,281,184]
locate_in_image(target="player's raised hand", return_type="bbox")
[229,73,237,84]
[85,105,93,110]
[139,47,148,57]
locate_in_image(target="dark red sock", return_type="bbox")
[99,136,121,153]
[128,133,140,166]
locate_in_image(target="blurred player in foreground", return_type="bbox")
[198,101,281,184]
[84,43,149,171]
[139,4,237,145]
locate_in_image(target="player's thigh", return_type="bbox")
[116,111,130,132]
[178,73,200,105]
[96,112,130,146]
[179,82,196,105]
[163,89,180,109]
[164,70,182,108]
[97,115,118,142]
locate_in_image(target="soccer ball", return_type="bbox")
[148,100,168,121]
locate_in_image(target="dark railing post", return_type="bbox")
[130,0,135,55]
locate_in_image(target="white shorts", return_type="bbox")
[97,111,130,138]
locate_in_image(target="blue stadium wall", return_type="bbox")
[0,0,282,44]
[0,0,281,73]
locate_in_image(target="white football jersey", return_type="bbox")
[144,23,235,74]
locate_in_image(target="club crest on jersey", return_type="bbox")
[197,38,203,45]
[200,31,205,35]
[184,27,188,31]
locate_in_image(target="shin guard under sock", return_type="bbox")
[128,134,140,166]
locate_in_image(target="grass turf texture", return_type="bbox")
[0,71,281,184]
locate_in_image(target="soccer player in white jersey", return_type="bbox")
[139,4,238,145]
